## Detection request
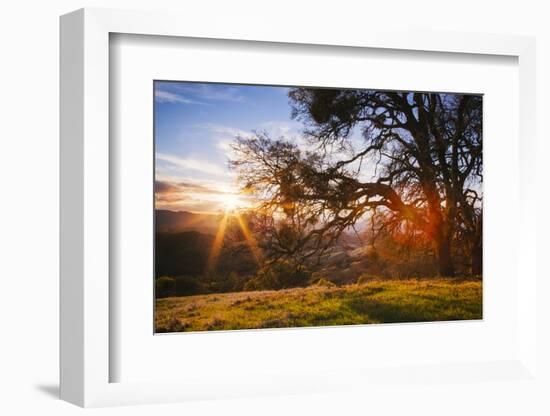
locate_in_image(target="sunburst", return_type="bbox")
[222,194,242,212]
[206,205,262,273]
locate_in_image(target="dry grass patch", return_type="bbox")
[155,277,482,333]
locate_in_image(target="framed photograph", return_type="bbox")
[152,80,483,334]
[60,8,540,409]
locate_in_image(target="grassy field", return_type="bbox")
[155,277,482,333]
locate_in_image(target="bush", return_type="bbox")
[314,278,336,288]
[156,275,206,298]
[203,271,250,294]
[155,276,175,297]
[173,275,204,295]
[356,274,382,284]
[253,259,311,290]
[243,277,261,291]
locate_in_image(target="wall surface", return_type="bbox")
[0,1,548,415]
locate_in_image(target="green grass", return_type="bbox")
[155,277,482,333]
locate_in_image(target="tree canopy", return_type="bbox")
[231,88,483,276]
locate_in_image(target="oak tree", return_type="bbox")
[231,89,482,276]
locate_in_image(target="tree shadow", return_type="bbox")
[345,297,436,323]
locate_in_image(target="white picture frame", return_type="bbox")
[60,7,540,408]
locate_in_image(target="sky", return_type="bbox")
[154,81,303,214]
[154,82,478,216]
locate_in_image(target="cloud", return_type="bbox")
[192,123,254,158]
[199,123,251,139]
[154,90,205,105]
[199,85,244,102]
[156,153,226,176]
[155,180,181,193]
[260,121,294,138]
[156,82,246,103]
[155,178,239,213]
[175,84,245,102]
[156,174,232,188]
[216,139,231,150]
[155,197,223,214]
[197,121,310,162]
[202,122,298,140]
[156,180,226,195]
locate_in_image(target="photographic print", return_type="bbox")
[154,81,482,333]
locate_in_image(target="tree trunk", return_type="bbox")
[471,241,482,275]
[436,234,454,277]
[470,215,482,275]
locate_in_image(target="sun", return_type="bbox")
[222,194,241,212]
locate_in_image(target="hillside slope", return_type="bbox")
[155,277,482,332]
[155,209,221,234]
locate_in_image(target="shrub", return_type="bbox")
[156,275,208,297]
[155,276,175,297]
[173,275,204,296]
[202,271,249,294]
[314,278,336,288]
[243,278,261,291]
[254,259,311,290]
[356,274,382,284]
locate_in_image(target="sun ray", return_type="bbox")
[235,212,262,264]
[206,212,228,273]
[222,193,241,212]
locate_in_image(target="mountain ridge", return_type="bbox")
[155,209,222,234]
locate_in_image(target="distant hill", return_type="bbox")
[155,210,221,234]
[156,228,258,275]
[156,231,214,277]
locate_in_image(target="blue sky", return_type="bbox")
[154,81,303,213]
